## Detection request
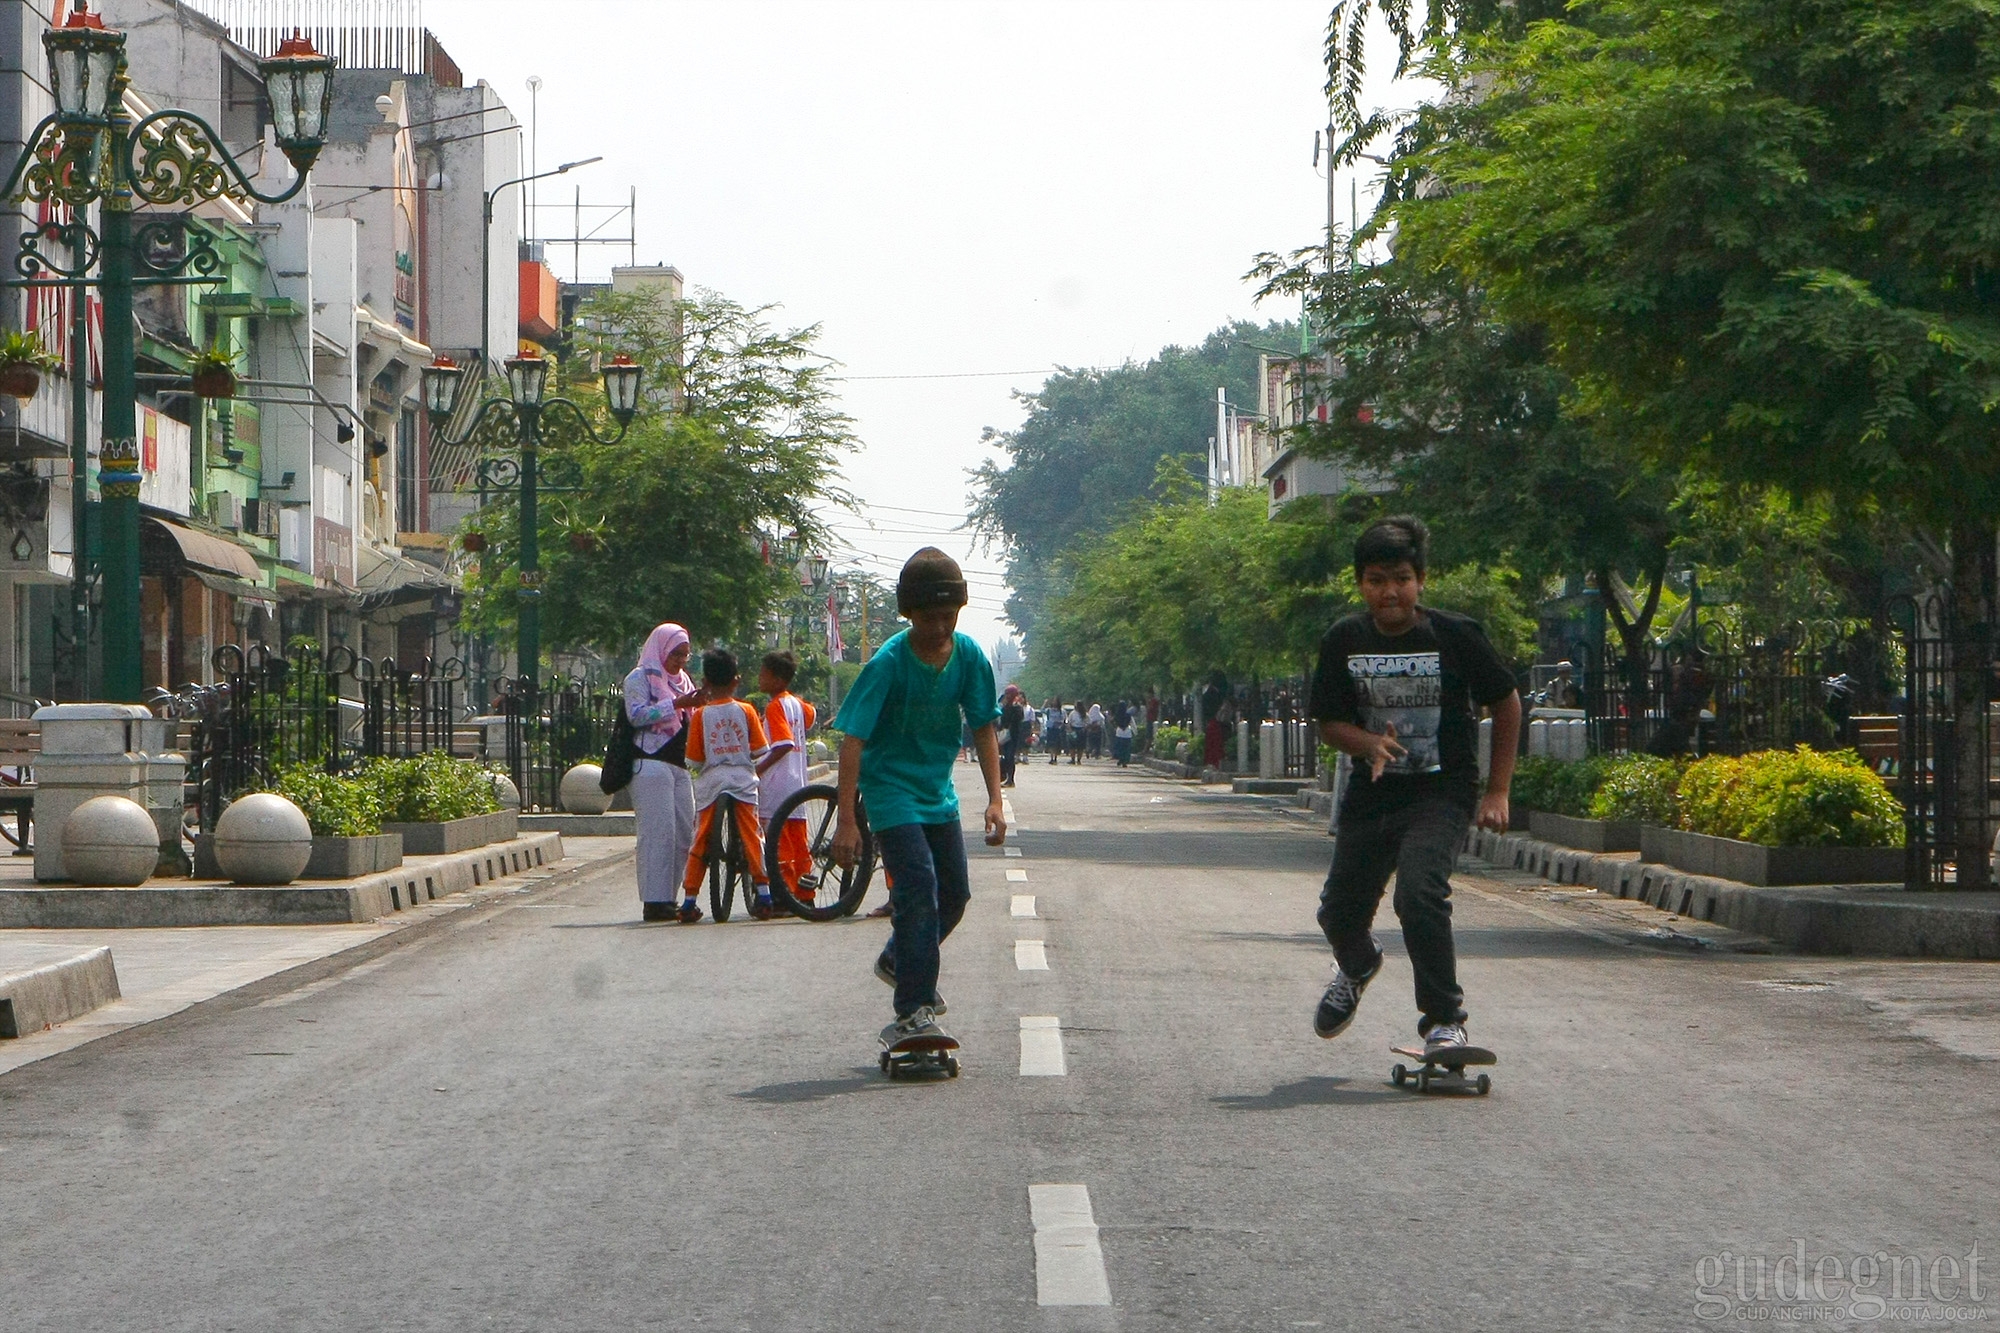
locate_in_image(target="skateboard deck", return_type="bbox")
[879,1033,960,1079]
[1389,1044,1496,1095]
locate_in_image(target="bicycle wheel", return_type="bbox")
[765,784,874,922]
[707,796,738,923]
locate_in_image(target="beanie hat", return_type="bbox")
[896,547,968,615]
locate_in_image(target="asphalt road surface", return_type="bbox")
[4,763,1997,1331]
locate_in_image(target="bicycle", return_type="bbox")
[694,791,756,923]
[763,783,876,922]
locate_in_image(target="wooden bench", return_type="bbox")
[1852,715,1900,777]
[0,717,38,854]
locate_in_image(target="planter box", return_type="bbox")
[302,833,402,879]
[381,809,517,856]
[1530,811,1642,853]
[1640,825,1903,887]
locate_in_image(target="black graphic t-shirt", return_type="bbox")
[1309,607,1517,817]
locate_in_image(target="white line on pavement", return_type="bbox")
[1011,894,1037,918]
[1019,1015,1066,1076]
[1015,939,1049,970]
[1029,1183,1112,1306]
[1006,868,1029,883]
[1004,847,1022,858]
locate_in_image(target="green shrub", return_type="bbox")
[267,766,385,837]
[1678,746,1903,848]
[1588,755,1683,824]
[363,753,502,824]
[1508,753,1614,818]
[1151,724,1194,758]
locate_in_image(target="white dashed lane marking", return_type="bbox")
[1029,1183,1112,1306]
[1006,868,1028,883]
[1018,1015,1066,1076]
[1004,847,1022,858]
[1015,939,1049,971]
[1011,895,1036,918]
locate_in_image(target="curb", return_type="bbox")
[0,946,119,1037]
[1465,827,2000,960]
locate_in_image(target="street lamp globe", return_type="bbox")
[421,355,465,423]
[260,30,336,174]
[505,353,549,411]
[43,2,125,128]
[602,353,642,423]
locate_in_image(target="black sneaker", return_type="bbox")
[872,953,945,1014]
[642,902,675,922]
[1313,958,1380,1038]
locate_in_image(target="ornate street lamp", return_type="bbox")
[259,31,336,174]
[0,12,335,701]
[425,353,644,706]
[44,3,123,128]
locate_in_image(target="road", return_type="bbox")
[3,762,1997,1330]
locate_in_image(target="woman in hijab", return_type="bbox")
[626,623,705,921]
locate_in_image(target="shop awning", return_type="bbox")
[143,516,261,582]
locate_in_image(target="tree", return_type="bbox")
[1376,0,2000,880]
[968,320,1297,645]
[458,288,855,659]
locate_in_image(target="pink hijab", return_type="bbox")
[637,622,695,739]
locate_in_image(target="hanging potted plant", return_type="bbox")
[461,531,487,553]
[190,345,239,400]
[0,330,60,401]
[567,528,598,553]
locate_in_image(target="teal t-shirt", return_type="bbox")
[833,630,1000,830]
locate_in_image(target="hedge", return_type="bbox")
[1509,746,1903,848]
[264,754,501,837]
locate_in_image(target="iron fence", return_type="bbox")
[164,642,470,834]
[498,674,624,812]
[1894,590,1996,890]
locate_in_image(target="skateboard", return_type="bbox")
[1390,1044,1496,1096]
[879,1034,961,1080]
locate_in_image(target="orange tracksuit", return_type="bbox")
[683,698,769,891]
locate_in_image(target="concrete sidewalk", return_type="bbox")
[0,835,635,1078]
[1466,826,2000,960]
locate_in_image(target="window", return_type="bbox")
[220,60,268,147]
[396,408,420,533]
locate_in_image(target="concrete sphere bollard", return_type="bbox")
[487,771,522,811]
[62,795,160,886]
[214,793,313,886]
[560,763,612,815]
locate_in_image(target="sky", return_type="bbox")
[419,0,1367,653]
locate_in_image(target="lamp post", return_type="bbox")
[422,350,641,701]
[479,157,600,371]
[1,6,334,701]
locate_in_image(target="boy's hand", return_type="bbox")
[1363,722,1406,780]
[984,798,1007,847]
[831,815,862,869]
[1477,790,1510,833]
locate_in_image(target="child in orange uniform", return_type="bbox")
[680,649,775,921]
[756,651,819,902]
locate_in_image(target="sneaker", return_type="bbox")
[641,902,675,922]
[796,872,820,894]
[880,1004,948,1048]
[677,901,703,924]
[872,953,945,1014]
[1423,1022,1470,1056]
[749,895,774,921]
[1313,959,1380,1039]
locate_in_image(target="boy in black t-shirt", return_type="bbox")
[1308,516,1521,1056]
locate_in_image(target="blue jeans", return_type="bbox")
[877,821,971,1018]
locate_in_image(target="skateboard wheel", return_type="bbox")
[1416,1068,1431,1093]
[878,1052,890,1073]
[1391,1064,1408,1088]
[1475,1074,1491,1096]
[945,1057,960,1078]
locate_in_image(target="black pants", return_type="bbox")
[1318,796,1472,1031]
[1000,738,1018,785]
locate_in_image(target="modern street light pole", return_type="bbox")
[1,4,334,701]
[422,350,642,701]
[479,157,600,371]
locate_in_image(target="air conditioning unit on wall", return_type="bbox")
[278,507,307,567]
[207,491,242,531]
[243,497,279,537]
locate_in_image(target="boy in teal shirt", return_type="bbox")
[832,547,1006,1050]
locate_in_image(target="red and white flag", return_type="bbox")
[826,590,845,661]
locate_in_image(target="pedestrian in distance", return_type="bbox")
[680,649,777,921]
[625,623,704,922]
[1309,515,1520,1058]
[831,547,1006,1058]
[1111,701,1135,767]
[1067,700,1087,764]
[1046,698,1065,764]
[998,685,1028,788]
[1086,701,1106,759]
